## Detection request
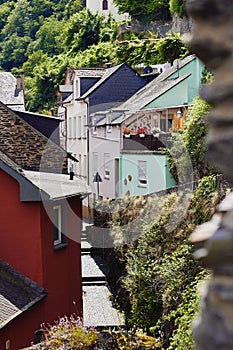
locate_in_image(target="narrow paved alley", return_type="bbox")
[81,221,125,327]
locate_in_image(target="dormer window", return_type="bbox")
[102,0,108,10]
[53,205,62,246]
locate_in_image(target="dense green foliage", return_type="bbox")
[34,314,161,349]
[183,96,212,178]
[165,96,212,181]
[108,175,221,349]
[0,1,189,112]
[169,0,186,17]
[113,0,171,23]
[92,100,225,348]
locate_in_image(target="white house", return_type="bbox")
[88,55,204,201]
[86,0,128,20]
[58,63,150,216]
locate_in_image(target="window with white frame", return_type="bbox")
[92,117,97,135]
[73,116,77,139]
[138,160,147,187]
[77,116,81,138]
[78,154,81,174]
[104,153,110,179]
[92,152,98,176]
[53,205,62,246]
[83,155,87,178]
[79,115,86,138]
[102,0,108,10]
[68,118,72,139]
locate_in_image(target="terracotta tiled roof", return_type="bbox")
[0,101,68,173]
[0,259,47,329]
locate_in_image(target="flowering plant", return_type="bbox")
[169,128,179,133]
[151,127,161,134]
[123,127,131,135]
[136,127,148,135]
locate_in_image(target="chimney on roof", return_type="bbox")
[14,72,24,97]
[104,62,112,68]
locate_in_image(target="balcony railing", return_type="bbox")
[123,133,172,151]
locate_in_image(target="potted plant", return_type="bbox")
[123,128,132,138]
[151,127,161,138]
[169,128,180,136]
[136,127,148,138]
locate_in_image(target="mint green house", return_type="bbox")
[144,55,205,110]
[119,151,176,197]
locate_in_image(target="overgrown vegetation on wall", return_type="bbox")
[164,96,212,182]
[92,100,227,348]
[0,1,189,112]
[32,314,162,349]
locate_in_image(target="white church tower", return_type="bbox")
[86,0,128,20]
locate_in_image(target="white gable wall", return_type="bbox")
[86,0,128,20]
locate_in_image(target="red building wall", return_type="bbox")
[40,196,83,320]
[0,169,43,284]
[0,169,83,350]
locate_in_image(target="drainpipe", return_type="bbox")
[165,108,168,132]
[83,98,91,217]
[63,105,68,153]
[83,98,89,186]
[57,102,68,152]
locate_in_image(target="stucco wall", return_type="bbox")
[89,126,121,199]
[145,78,189,109]
[0,169,83,349]
[0,169,43,284]
[169,57,204,103]
[86,0,128,20]
[120,152,176,197]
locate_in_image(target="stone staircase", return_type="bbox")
[81,221,125,327]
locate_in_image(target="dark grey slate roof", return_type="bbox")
[113,74,190,114]
[0,259,47,329]
[78,63,125,99]
[0,72,25,111]
[94,74,190,127]
[0,101,91,200]
[92,55,196,126]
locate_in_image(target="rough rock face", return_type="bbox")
[171,14,193,35]
[186,0,233,349]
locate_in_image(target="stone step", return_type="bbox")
[81,240,92,249]
[82,280,107,286]
[81,255,106,280]
[82,285,125,327]
[82,275,106,283]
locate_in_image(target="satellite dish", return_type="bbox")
[173,59,181,70]
[144,66,153,74]
[164,62,171,70]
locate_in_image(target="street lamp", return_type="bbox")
[93,172,102,200]
[177,109,182,119]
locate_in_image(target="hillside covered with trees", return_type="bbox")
[0,0,186,112]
